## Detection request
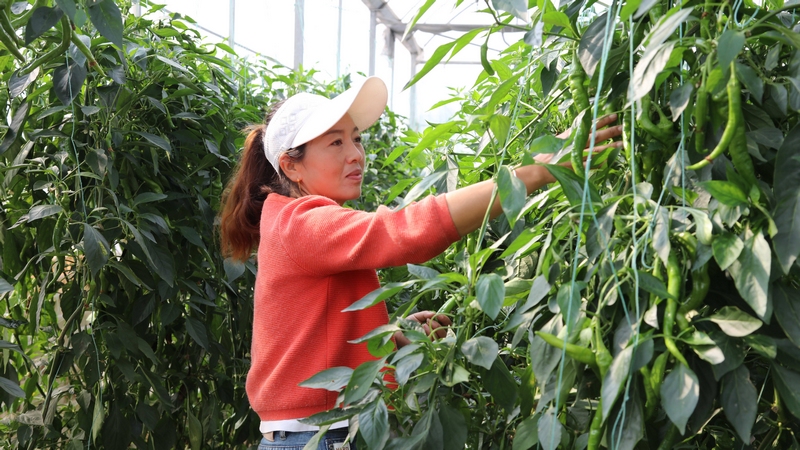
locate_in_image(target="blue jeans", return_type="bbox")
[258,428,356,450]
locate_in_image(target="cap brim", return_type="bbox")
[290,77,388,148]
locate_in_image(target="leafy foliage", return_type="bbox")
[300,0,800,448]
[0,1,407,448]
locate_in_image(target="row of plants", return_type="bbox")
[0,0,412,448]
[299,0,800,449]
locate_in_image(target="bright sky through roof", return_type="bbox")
[152,0,509,128]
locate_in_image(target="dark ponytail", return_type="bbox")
[218,102,305,261]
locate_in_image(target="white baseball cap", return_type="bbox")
[263,76,388,171]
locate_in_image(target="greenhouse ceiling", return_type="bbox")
[139,0,535,128]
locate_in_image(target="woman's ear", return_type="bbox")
[278,153,302,182]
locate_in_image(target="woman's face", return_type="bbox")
[291,113,365,205]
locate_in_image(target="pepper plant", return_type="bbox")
[301,0,800,449]
[0,1,409,448]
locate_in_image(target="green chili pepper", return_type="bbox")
[569,51,591,176]
[647,351,669,419]
[664,253,689,366]
[586,400,604,450]
[687,63,740,170]
[18,16,72,76]
[676,262,710,330]
[640,365,656,420]
[694,83,709,153]
[729,122,758,187]
[657,424,680,450]
[535,331,599,369]
[622,111,641,184]
[0,15,24,62]
[71,31,107,77]
[0,8,20,46]
[639,95,672,143]
[592,317,612,378]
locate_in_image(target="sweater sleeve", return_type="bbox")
[277,194,461,276]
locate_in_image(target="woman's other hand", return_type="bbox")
[394,311,452,348]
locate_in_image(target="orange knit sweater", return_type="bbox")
[247,193,461,422]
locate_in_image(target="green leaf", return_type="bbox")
[578,12,610,78]
[636,270,674,300]
[25,6,64,45]
[710,331,747,380]
[728,230,772,321]
[545,164,601,207]
[773,280,800,348]
[299,367,353,391]
[349,324,399,344]
[476,273,505,320]
[439,404,468,450]
[132,192,167,206]
[187,410,202,450]
[184,317,209,350]
[491,0,528,20]
[586,201,619,260]
[403,0,436,41]
[343,359,384,404]
[301,425,330,450]
[53,60,87,105]
[512,413,539,450]
[710,306,762,337]
[396,172,446,209]
[670,83,694,119]
[83,223,110,279]
[744,334,776,359]
[602,345,634,420]
[736,62,764,103]
[55,0,78,21]
[484,357,518,411]
[0,102,30,156]
[223,258,245,283]
[606,380,645,450]
[542,11,571,29]
[653,207,671,264]
[343,281,415,312]
[358,399,389,450]
[299,408,360,426]
[0,278,13,298]
[556,282,584,332]
[529,135,564,154]
[87,0,123,48]
[537,405,563,450]
[660,363,699,434]
[713,231,744,271]
[133,131,172,155]
[718,30,746,68]
[531,316,563,387]
[9,68,40,99]
[772,124,800,274]
[630,41,676,102]
[461,336,499,370]
[91,391,104,443]
[699,180,749,207]
[395,353,423,386]
[26,204,63,222]
[0,376,25,398]
[405,41,456,89]
[407,264,439,280]
[772,363,800,420]
[497,166,527,227]
[721,365,757,442]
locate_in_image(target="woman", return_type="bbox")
[218,77,622,449]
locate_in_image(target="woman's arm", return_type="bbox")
[444,115,623,237]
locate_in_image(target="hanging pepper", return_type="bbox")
[535,331,599,370]
[687,62,740,170]
[569,51,592,176]
[664,253,689,366]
